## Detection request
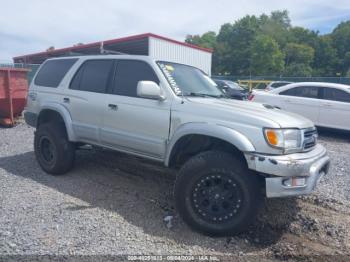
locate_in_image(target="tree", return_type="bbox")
[250,35,284,75]
[312,36,338,76]
[215,15,260,75]
[289,27,318,47]
[284,63,313,77]
[185,10,350,77]
[46,46,55,51]
[270,10,291,29]
[331,21,350,75]
[259,10,291,48]
[185,31,216,49]
[284,43,314,76]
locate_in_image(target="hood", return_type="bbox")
[185,97,314,129]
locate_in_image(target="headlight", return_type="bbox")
[264,128,302,153]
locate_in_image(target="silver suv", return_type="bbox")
[24,55,330,236]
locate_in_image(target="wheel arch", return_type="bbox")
[37,103,77,141]
[165,123,255,168]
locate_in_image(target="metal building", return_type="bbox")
[13,33,213,75]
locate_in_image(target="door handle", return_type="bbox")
[108,104,118,110]
[63,97,70,103]
[322,103,332,107]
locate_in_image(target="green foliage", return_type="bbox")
[250,35,284,75]
[285,43,314,65]
[185,10,350,77]
[185,31,216,49]
[284,63,313,77]
[214,16,260,75]
[312,36,338,76]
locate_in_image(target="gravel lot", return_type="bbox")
[0,121,350,260]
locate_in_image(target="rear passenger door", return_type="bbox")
[32,58,78,114]
[101,59,171,159]
[65,59,114,143]
[278,86,321,123]
[318,87,350,130]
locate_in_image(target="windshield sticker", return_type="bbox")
[159,63,182,95]
[165,65,174,71]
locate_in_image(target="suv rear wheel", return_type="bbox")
[174,151,261,236]
[34,122,75,175]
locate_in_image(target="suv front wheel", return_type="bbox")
[174,151,261,236]
[34,122,75,175]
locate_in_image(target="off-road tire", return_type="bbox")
[174,150,261,236]
[34,122,75,175]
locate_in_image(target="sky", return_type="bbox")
[1,0,350,62]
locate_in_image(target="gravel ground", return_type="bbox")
[0,121,350,260]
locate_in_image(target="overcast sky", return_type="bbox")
[1,0,350,62]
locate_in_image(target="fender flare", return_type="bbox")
[164,123,255,166]
[38,103,77,141]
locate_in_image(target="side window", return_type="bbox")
[35,59,77,87]
[113,60,159,97]
[280,87,297,96]
[323,88,350,103]
[70,60,114,93]
[280,86,320,99]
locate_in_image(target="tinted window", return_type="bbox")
[214,80,226,88]
[70,60,114,93]
[323,88,350,103]
[35,59,77,87]
[280,86,320,99]
[271,82,290,88]
[113,60,159,97]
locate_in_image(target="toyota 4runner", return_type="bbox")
[24,55,330,236]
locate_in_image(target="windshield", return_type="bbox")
[157,61,224,97]
[224,81,244,90]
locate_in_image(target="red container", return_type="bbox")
[0,68,30,127]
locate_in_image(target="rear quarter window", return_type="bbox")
[323,88,350,103]
[34,59,78,87]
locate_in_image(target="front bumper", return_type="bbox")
[244,144,330,198]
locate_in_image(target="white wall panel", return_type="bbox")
[149,37,212,75]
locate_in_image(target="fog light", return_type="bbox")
[283,177,306,187]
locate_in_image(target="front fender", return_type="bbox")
[164,123,255,166]
[39,102,77,141]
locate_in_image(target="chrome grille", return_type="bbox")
[302,128,318,151]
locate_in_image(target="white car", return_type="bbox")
[249,82,350,131]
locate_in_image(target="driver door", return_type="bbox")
[100,60,171,159]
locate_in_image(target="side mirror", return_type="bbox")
[137,81,165,100]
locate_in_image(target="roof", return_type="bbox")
[13,33,213,64]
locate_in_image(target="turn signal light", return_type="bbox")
[265,130,278,146]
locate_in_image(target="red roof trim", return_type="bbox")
[13,33,213,60]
